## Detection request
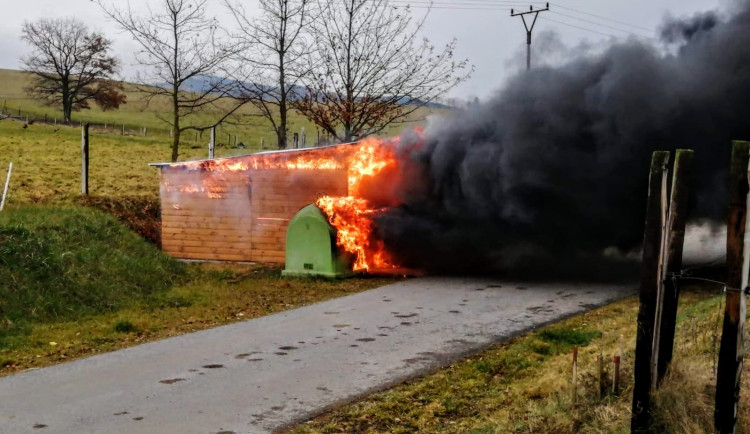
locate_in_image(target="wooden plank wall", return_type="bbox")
[161,169,254,261]
[160,166,348,263]
[250,169,347,262]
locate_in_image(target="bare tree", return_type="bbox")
[97,0,244,162]
[21,18,121,124]
[225,0,310,150]
[295,0,472,143]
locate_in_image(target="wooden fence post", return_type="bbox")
[572,347,578,404]
[81,123,90,195]
[1,162,13,211]
[715,141,750,433]
[631,151,670,432]
[613,355,621,394]
[597,354,604,398]
[656,149,694,384]
[209,127,216,160]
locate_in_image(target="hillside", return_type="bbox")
[0,68,439,153]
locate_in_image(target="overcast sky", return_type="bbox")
[0,0,724,99]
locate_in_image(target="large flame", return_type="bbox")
[315,137,401,271]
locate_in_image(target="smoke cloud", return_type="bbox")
[376,1,750,278]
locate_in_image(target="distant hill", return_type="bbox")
[157,74,452,109]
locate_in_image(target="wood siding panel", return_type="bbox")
[160,166,347,263]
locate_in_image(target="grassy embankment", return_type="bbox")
[0,206,394,376]
[291,283,750,433]
[0,68,407,375]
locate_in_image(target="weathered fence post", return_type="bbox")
[613,355,621,394]
[715,141,750,433]
[597,354,604,398]
[656,149,694,384]
[572,346,578,404]
[631,151,670,432]
[209,127,216,160]
[81,123,90,195]
[1,162,13,211]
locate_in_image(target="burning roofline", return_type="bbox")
[148,140,362,168]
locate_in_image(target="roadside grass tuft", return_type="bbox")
[538,328,602,352]
[112,320,138,334]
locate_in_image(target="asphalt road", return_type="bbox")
[0,277,634,433]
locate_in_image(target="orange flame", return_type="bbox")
[314,137,402,271]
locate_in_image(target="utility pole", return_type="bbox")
[511,3,549,70]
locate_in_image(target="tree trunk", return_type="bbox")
[278,80,287,149]
[62,79,72,124]
[171,116,180,162]
[278,33,288,150]
[170,9,180,162]
[171,92,180,162]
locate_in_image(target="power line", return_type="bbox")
[550,10,656,39]
[549,2,656,34]
[382,1,657,40]
[538,16,620,38]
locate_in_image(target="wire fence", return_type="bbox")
[0,101,337,152]
[0,102,172,138]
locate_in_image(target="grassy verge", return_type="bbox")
[289,284,748,433]
[0,206,396,376]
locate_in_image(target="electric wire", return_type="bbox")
[548,2,657,34]
[550,10,655,38]
[384,1,657,40]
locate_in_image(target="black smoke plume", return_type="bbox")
[375,2,750,278]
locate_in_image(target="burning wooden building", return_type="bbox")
[151,137,404,270]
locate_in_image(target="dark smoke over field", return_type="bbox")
[375,2,750,277]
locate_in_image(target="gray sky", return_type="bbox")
[0,0,723,99]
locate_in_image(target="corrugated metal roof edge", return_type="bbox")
[148,141,360,168]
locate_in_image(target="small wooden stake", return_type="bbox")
[572,347,578,404]
[613,355,621,394]
[715,141,750,433]
[0,162,12,211]
[631,151,670,432]
[81,123,89,195]
[657,149,694,384]
[209,127,216,160]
